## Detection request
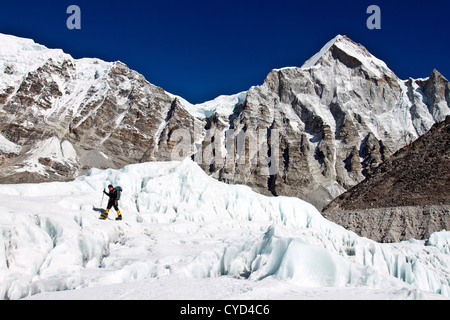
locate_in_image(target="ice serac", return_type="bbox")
[1,33,449,209]
[0,159,449,299]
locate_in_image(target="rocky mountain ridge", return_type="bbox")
[0,33,449,209]
[324,116,450,211]
[322,116,449,242]
[192,35,449,207]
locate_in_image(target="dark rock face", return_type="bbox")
[1,34,449,211]
[323,205,450,243]
[323,116,450,242]
[324,116,450,211]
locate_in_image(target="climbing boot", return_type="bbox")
[116,210,122,221]
[100,209,109,220]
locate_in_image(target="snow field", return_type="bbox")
[0,159,449,300]
[172,91,247,119]
[0,133,21,155]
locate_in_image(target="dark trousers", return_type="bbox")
[107,199,119,211]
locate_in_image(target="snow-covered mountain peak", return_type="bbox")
[0,33,114,94]
[301,34,343,69]
[0,33,60,56]
[0,33,66,67]
[301,34,394,78]
[0,34,63,90]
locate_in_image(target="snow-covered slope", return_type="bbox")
[0,159,448,300]
[0,34,69,91]
[173,91,247,119]
[0,132,21,155]
[0,33,112,116]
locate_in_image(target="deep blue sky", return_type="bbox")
[1,0,449,103]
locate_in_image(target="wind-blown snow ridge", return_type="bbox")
[0,34,67,91]
[301,35,342,69]
[0,159,449,300]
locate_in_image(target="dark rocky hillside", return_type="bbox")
[324,116,449,211]
[323,116,450,242]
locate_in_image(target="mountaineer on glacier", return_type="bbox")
[100,184,123,220]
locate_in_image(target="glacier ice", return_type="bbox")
[0,159,449,300]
